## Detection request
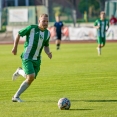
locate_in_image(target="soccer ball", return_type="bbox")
[58,98,71,110]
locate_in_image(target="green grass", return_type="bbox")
[0,42,117,117]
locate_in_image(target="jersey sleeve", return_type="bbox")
[94,20,98,26]
[61,22,64,27]
[44,31,50,47]
[18,25,31,37]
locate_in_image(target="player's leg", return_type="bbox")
[12,67,26,81]
[96,37,102,55]
[33,59,41,78]
[101,37,106,48]
[12,73,35,102]
[12,59,36,102]
[56,40,61,50]
[56,33,61,50]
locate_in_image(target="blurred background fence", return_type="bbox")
[0,0,117,41]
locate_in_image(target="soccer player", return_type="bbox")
[11,14,52,102]
[94,11,109,55]
[54,16,64,50]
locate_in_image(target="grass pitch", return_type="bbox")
[0,42,117,117]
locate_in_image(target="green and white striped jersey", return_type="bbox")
[19,25,50,60]
[94,19,109,38]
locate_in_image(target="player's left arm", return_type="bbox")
[106,20,110,31]
[44,32,52,59]
[62,22,64,29]
[44,46,52,59]
[61,22,65,35]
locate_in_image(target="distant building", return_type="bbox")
[2,0,42,8]
[105,0,117,19]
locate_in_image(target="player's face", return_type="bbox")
[39,16,48,30]
[100,13,105,20]
[56,16,60,22]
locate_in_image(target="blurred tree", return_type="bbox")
[96,0,106,11]
[67,0,77,26]
[53,6,62,16]
[78,0,100,18]
[48,0,82,23]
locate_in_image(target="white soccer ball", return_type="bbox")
[58,98,71,110]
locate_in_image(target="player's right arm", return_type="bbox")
[11,34,20,55]
[95,26,100,29]
[12,25,32,55]
[54,22,57,31]
[94,20,100,29]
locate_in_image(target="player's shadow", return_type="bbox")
[71,99,117,102]
[82,100,117,102]
[69,99,117,111]
[70,109,93,111]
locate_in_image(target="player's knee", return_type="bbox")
[102,44,105,47]
[26,74,35,84]
[98,44,101,47]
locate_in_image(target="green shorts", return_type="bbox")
[97,37,106,45]
[22,59,41,78]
